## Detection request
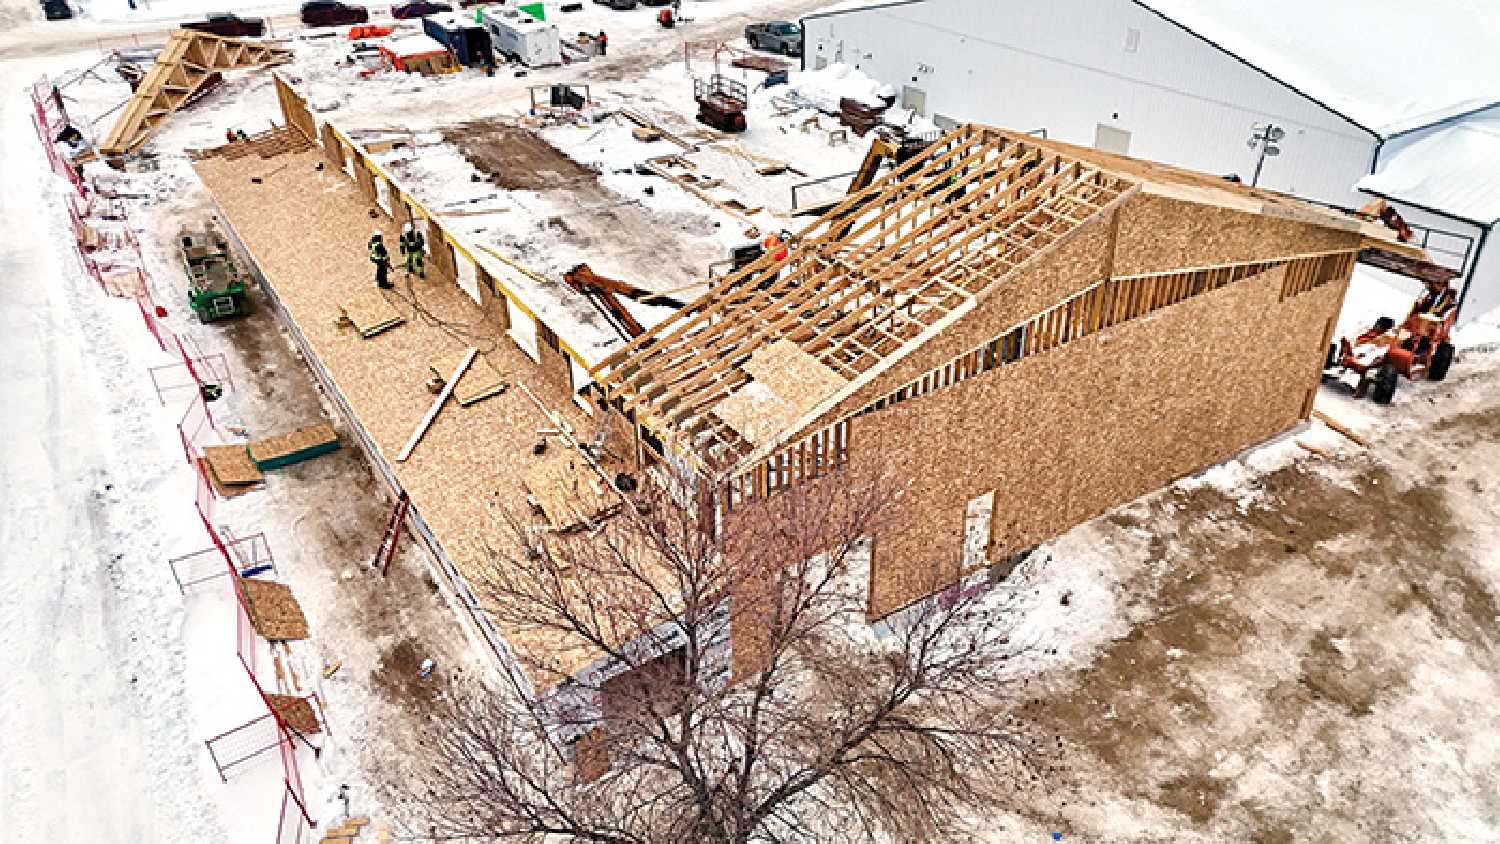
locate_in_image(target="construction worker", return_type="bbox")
[1412,277,1457,319]
[762,230,790,262]
[597,31,608,56]
[369,230,393,289]
[399,221,426,278]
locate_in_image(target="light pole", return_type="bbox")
[1246,123,1285,187]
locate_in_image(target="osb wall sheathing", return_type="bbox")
[319,121,343,169]
[816,208,1117,425]
[805,192,1360,437]
[1112,193,1362,277]
[855,263,1348,618]
[273,75,316,143]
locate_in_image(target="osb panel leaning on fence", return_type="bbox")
[240,577,310,641]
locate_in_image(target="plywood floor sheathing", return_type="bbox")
[195,148,610,680]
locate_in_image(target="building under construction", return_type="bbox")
[195,82,1418,688]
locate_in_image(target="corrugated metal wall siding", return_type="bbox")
[805,0,1377,207]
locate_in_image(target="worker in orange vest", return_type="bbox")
[598,31,608,56]
[763,230,791,262]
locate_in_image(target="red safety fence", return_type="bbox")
[138,293,171,351]
[168,532,276,594]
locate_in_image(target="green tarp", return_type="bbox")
[518,2,545,21]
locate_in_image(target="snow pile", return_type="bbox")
[1455,305,1500,352]
[880,104,940,135]
[785,62,892,113]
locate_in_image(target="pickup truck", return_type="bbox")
[182,13,267,37]
[745,20,801,56]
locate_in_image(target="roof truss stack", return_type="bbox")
[100,30,292,158]
[597,126,1136,471]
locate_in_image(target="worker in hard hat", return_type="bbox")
[1412,276,1457,319]
[399,221,426,278]
[369,230,393,290]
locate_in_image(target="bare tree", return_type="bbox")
[399,466,1051,843]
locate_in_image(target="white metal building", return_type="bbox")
[800,0,1500,321]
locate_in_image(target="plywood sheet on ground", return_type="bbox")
[342,288,405,337]
[202,444,263,485]
[265,693,321,734]
[430,349,508,406]
[199,457,260,498]
[522,455,620,532]
[240,577,310,641]
[194,148,641,682]
[249,423,339,466]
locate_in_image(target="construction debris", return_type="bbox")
[398,348,477,462]
[427,349,508,406]
[239,577,311,641]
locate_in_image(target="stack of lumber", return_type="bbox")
[319,815,374,844]
[249,423,340,469]
[189,125,312,161]
[238,576,310,641]
[838,97,887,137]
[201,444,264,496]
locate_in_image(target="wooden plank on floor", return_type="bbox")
[341,288,405,338]
[429,349,508,407]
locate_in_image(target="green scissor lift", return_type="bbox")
[182,227,249,323]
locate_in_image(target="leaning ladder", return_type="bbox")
[372,491,410,577]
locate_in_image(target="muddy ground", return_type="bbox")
[444,116,725,291]
[136,186,487,817]
[1008,362,1500,841]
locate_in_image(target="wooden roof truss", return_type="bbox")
[596,126,1136,471]
[100,30,292,157]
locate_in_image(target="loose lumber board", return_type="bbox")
[429,349,508,406]
[250,423,340,469]
[203,444,264,485]
[398,348,475,462]
[265,693,322,734]
[341,288,406,337]
[239,577,310,641]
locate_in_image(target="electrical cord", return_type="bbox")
[378,265,501,356]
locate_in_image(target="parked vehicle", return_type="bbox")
[391,1,451,19]
[745,20,802,56]
[484,6,561,67]
[300,0,369,27]
[40,0,73,20]
[182,13,267,37]
[593,0,637,9]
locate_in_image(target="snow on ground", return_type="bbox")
[0,54,228,843]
